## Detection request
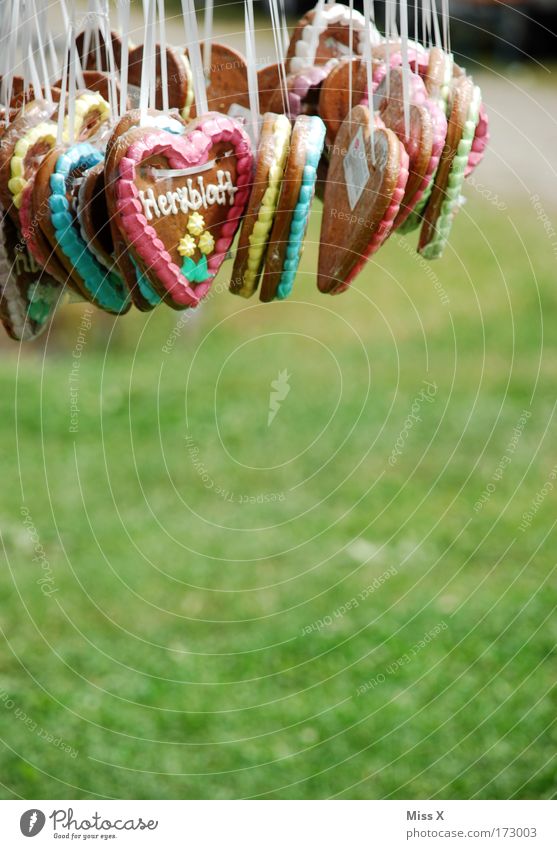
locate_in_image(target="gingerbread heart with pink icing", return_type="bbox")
[112,113,253,308]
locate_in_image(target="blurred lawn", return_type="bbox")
[1,193,557,799]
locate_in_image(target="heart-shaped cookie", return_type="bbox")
[186,43,250,118]
[0,208,61,341]
[267,62,335,120]
[33,142,130,313]
[104,111,186,311]
[128,44,191,116]
[318,104,408,294]
[318,57,369,145]
[76,28,124,72]
[374,68,434,228]
[465,98,489,177]
[230,112,292,298]
[419,75,481,258]
[287,3,381,74]
[260,115,326,302]
[113,113,253,308]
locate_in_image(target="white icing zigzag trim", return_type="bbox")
[290,3,381,74]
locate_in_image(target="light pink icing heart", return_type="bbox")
[115,114,253,307]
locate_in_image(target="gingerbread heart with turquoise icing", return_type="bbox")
[112,113,253,308]
[33,142,130,313]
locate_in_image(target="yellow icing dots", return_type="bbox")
[187,212,205,236]
[9,121,57,208]
[198,230,215,255]
[67,92,111,139]
[181,54,195,122]
[238,114,291,297]
[178,234,196,257]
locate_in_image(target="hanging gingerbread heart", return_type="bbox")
[0,209,61,341]
[75,28,124,72]
[127,44,191,117]
[32,141,130,313]
[104,109,187,311]
[419,75,481,258]
[266,62,336,120]
[318,104,409,294]
[111,113,253,308]
[374,67,439,229]
[318,57,369,145]
[287,3,381,74]
[186,43,250,118]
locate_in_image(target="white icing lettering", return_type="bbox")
[139,188,161,221]
[138,171,238,220]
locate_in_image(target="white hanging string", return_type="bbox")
[100,0,118,122]
[441,0,450,54]
[422,0,430,49]
[67,21,77,144]
[278,0,290,57]
[384,0,392,98]
[20,3,29,93]
[57,29,71,145]
[32,0,52,102]
[157,0,169,112]
[59,0,69,36]
[430,0,442,49]
[148,0,156,111]
[268,0,288,115]
[362,0,375,164]
[180,0,208,115]
[244,0,260,144]
[203,0,213,83]
[348,0,353,120]
[139,0,154,124]
[118,0,130,117]
[399,0,410,138]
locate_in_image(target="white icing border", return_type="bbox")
[290,3,381,74]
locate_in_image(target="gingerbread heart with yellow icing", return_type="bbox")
[111,112,253,308]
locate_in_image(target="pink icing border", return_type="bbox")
[372,69,447,228]
[334,138,410,294]
[19,182,59,274]
[465,100,489,178]
[116,115,253,306]
[396,95,447,227]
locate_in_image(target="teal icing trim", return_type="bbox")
[130,255,163,306]
[49,142,129,314]
[276,117,326,300]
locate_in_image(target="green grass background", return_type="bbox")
[1,192,556,799]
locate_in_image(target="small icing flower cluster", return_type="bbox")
[177,214,215,258]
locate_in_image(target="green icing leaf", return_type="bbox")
[180,254,213,285]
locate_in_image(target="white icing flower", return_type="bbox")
[187,213,205,236]
[178,234,196,257]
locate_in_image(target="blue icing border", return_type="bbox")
[49,142,129,313]
[130,255,163,306]
[275,116,326,301]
